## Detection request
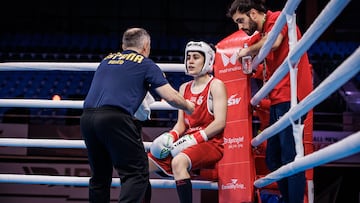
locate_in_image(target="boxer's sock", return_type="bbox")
[176,178,192,203]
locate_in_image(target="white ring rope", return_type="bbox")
[0,138,151,150]
[251,47,360,147]
[0,62,178,110]
[0,62,184,72]
[246,0,357,191]
[251,0,352,106]
[0,138,215,189]
[254,131,360,188]
[0,99,175,110]
[0,174,218,190]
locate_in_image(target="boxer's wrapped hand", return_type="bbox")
[150,130,179,159]
[170,130,208,157]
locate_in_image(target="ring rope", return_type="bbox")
[0,62,184,72]
[0,138,217,189]
[0,138,151,150]
[0,174,218,190]
[251,47,360,147]
[248,0,357,190]
[251,0,352,106]
[254,131,360,188]
[0,99,175,110]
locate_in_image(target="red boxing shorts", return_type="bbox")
[148,141,223,178]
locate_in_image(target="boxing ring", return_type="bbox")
[0,0,360,202]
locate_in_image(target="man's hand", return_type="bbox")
[184,100,195,115]
[170,130,208,157]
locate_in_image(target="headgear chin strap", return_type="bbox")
[184,41,215,77]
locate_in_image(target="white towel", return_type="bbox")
[134,92,155,121]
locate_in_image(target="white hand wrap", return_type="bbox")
[170,130,207,157]
[150,131,178,159]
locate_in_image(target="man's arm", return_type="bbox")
[155,83,194,115]
[171,83,188,135]
[237,33,284,58]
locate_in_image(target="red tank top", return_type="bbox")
[183,77,223,144]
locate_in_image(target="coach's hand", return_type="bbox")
[150,130,179,159]
[170,130,208,157]
[184,100,195,115]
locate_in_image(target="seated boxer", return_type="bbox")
[146,41,228,203]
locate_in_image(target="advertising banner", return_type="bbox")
[214,30,255,203]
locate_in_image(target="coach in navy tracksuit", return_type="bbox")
[81,27,194,203]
